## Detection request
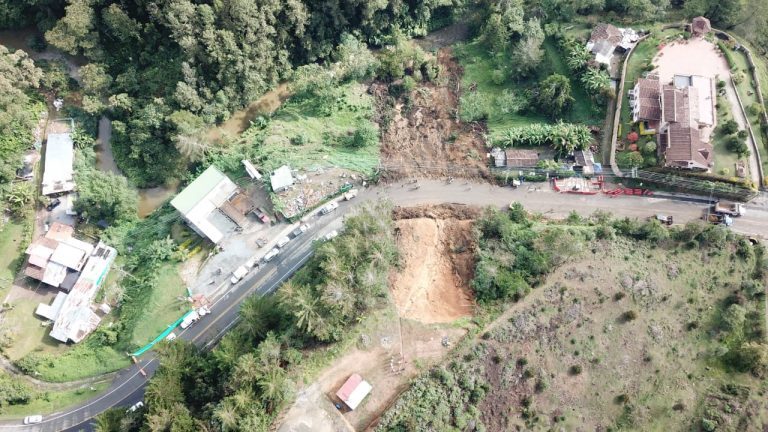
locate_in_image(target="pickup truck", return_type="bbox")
[253,207,271,224]
[230,266,248,284]
[650,214,673,225]
[343,189,358,200]
[713,201,745,217]
[705,213,733,227]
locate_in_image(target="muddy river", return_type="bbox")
[206,83,291,143]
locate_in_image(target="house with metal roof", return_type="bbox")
[171,166,242,244]
[42,133,75,196]
[36,242,117,343]
[336,374,373,411]
[24,222,94,289]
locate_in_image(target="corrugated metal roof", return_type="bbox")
[42,133,75,196]
[270,165,294,192]
[171,166,230,215]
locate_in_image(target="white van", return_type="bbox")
[276,236,290,248]
[180,310,200,329]
[263,248,280,262]
[230,266,248,284]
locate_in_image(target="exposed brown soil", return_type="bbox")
[389,204,477,323]
[376,48,489,181]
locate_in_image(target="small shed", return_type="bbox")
[242,159,262,180]
[270,165,294,192]
[505,149,540,168]
[336,374,372,411]
[691,16,711,37]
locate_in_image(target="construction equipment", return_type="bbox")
[704,213,733,226]
[713,201,745,217]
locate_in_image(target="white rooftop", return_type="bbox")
[270,165,294,192]
[42,133,75,196]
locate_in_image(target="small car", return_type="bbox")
[46,198,61,211]
[319,202,339,215]
[230,266,248,284]
[276,236,290,248]
[126,401,144,413]
[23,415,42,425]
[291,224,308,238]
[324,230,339,241]
[165,332,177,342]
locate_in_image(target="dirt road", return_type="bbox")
[372,180,768,238]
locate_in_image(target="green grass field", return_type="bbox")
[2,298,68,361]
[251,82,380,175]
[455,39,604,140]
[19,342,129,383]
[0,219,27,291]
[0,381,110,418]
[130,263,188,347]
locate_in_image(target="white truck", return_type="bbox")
[230,266,248,284]
[713,201,745,217]
[180,310,200,329]
[343,189,358,200]
[263,247,280,262]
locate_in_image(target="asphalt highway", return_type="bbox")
[2,180,766,431]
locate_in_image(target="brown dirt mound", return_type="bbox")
[392,203,480,221]
[389,206,476,323]
[376,48,489,181]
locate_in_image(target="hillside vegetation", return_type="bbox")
[378,208,768,431]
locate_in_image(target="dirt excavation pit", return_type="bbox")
[389,204,478,323]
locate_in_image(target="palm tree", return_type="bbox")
[213,400,239,432]
[93,408,123,432]
[258,365,289,412]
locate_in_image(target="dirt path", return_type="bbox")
[95,116,119,174]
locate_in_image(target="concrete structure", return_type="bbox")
[24,222,94,289]
[171,166,240,244]
[242,160,262,180]
[38,242,117,343]
[42,133,75,196]
[270,165,294,192]
[336,374,372,410]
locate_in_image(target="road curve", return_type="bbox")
[3,179,767,431]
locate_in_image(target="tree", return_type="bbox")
[616,151,644,168]
[535,74,574,119]
[722,303,747,332]
[581,67,612,98]
[480,1,525,52]
[721,119,739,135]
[509,18,545,77]
[460,91,491,122]
[74,170,138,223]
[0,45,42,133]
[45,0,99,57]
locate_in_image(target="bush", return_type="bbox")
[643,141,657,154]
[460,91,491,122]
[737,129,748,139]
[621,310,638,322]
[616,151,644,168]
[346,122,379,148]
[721,120,739,135]
[701,418,717,432]
[748,103,764,116]
[569,364,582,375]
[491,69,505,85]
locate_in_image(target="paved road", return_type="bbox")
[3,180,767,431]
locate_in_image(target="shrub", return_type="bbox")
[721,120,739,135]
[491,69,505,85]
[737,129,748,139]
[347,122,379,148]
[621,310,638,322]
[748,103,764,116]
[402,76,417,92]
[627,131,639,143]
[643,141,657,154]
[701,418,717,432]
[459,91,491,122]
[569,364,582,375]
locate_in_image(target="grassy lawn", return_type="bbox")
[251,82,379,175]
[0,219,28,291]
[0,381,110,418]
[455,39,604,139]
[2,298,69,361]
[130,263,188,347]
[20,341,129,383]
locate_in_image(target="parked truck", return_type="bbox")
[704,213,733,227]
[180,310,200,329]
[713,201,745,217]
[650,214,673,225]
[343,189,358,200]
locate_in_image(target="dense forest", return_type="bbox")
[2,0,767,188]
